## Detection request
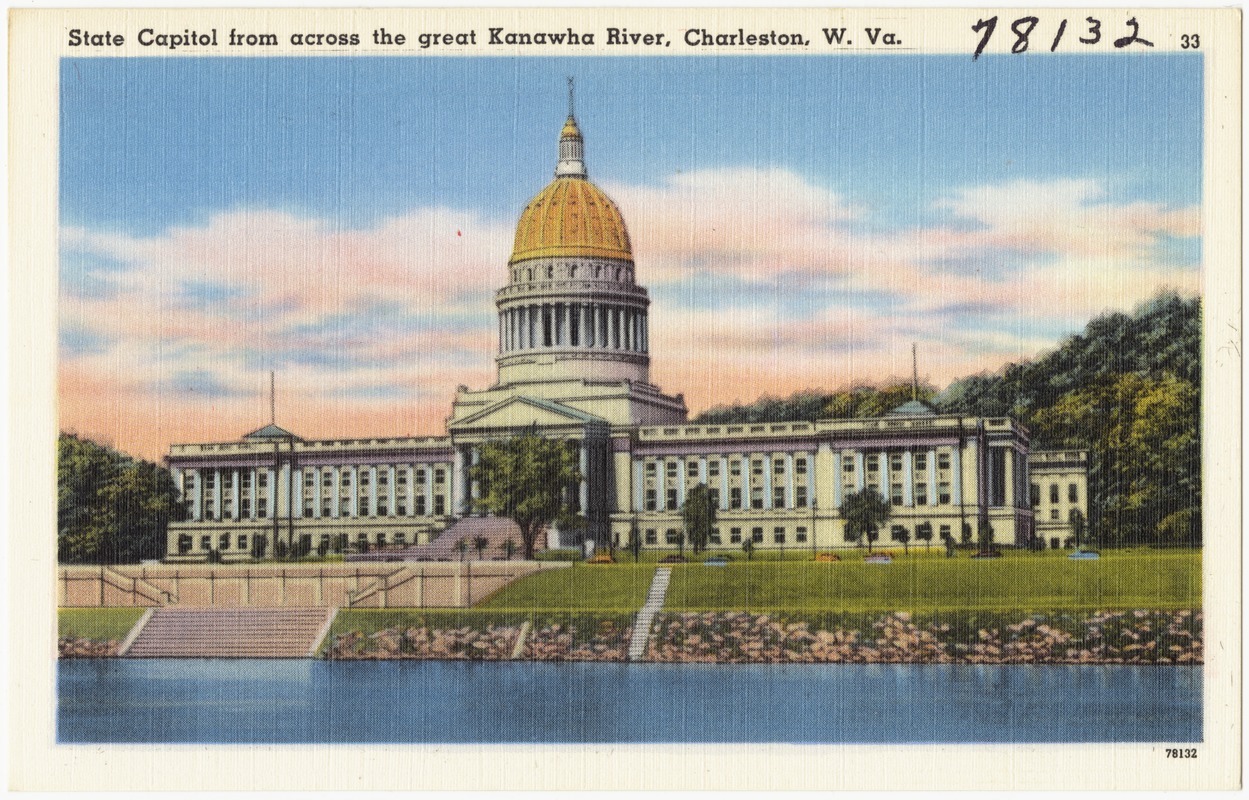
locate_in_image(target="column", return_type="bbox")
[719,456,730,511]
[192,470,203,521]
[1002,448,1014,507]
[563,303,572,347]
[785,453,795,509]
[293,467,302,519]
[250,468,259,520]
[579,443,589,512]
[953,445,964,505]
[350,466,359,517]
[425,467,435,517]
[388,466,397,516]
[453,448,467,513]
[369,466,378,516]
[832,448,843,508]
[743,454,753,510]
[599,305,608,348]
[762,455,773,510]
[641,312,648,351]
[232,469,241,521]
[677,458,687,507]
[854,452,865,491]
[902,452,914,506]
[698,457,708,486]
[633,460,644,512]
[928,448,938,505]
[808,451,816,508]
[214,468,223,520]
[581,303,592,348]
[406,466,415,516]
[470,448,481,505]
[266,468,277,518]
[880,451,890,502]
[656,459,666,511]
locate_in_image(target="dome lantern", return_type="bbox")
[555,77,587,179]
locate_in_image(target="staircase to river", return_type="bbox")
[627,568,671,661]
[123,607,337,658]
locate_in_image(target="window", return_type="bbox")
[323,472,333,487]
[397,505,406,516]
[795,486,808,508]
[321,500,331,516]
[710,528,722,545]
[303,501,313,515]
[416,496,427,515]
[378,471,389,486]
[795,457,808,474]
[687,460,700,477]
[665,529,681,545]
[708,489,720,508]
[416,469,427,485]
[1050,484,1060,504]
[890,484,903,505]
[378,505,389,517]
[1031,484,1041,507]
[434,469,446,484]
[890,453,903,472]
[751,459,763,476]
[1050,509,1060,520]
[395,533,406,546]
[751,487,764,509]
[795,526,808,543]
[890,525,907,542]
[645,529,657,545]
[938,452,951,471]
[360,472,371,487]
[708,460,720,477]
[241,473,252,488]
[773,459,785,475]
[666,461,678,478]
[730,527,742,544]
[730,488,742,508]
[645,489,656,511]
[376,533,386,546]
[241,500,251,516]
[258,474,268,488]
[200,535,211,550]
[645,462,657,477]
[666,489,678,509]
[730,460,742,477]
[1068,483,1079,503]
[397,471,407,485]
[915,484,928,505]
[914,453,927,470]
[773,527,786,544]
[751,527,764,543]
[866,455,879,473]
[939,524,951,540]
[773,487,785,508]
[304,471,314,488]
[939,482,951,504]
[257,499,268,518]
[237,535,248,551]
[843,455,855,473]
[219,533,230,550]
[433,495,446,515]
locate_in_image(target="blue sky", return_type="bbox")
[58,55,1203,458]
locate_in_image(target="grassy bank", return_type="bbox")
[474,562,655,611]
[58,608,145,641]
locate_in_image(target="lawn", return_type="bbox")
[58,608,145,641]
[474,562,656,611]
[663,550,1201,612]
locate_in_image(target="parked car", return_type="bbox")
[814,552,841,563]
[863,553,893,564]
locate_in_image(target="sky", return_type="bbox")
[59,55,1203,461]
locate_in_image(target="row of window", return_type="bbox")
[643,485,810,512]
[844,452,952,473]
[180,530,415,554]
[1031,482,1081,505]
[642,526,811,546]
[646,456,809,479]
[851,480,952,506]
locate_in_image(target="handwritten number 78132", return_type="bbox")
[972,16,1158,59]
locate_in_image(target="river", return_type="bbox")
[58,660,1201,744]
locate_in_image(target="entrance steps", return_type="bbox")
[627,567,671,661]
[123,607,337,658]
[346,516,536,562]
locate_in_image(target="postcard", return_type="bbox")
[9,6,1241,791]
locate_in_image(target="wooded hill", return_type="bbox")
[694,293,1202,546]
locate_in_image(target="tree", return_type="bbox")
[915,522,933,551]
[473,535,489,560]
[682,483,716,554]
[455,538,468,562]
[741,538,755,561]
[1069,509,1087,550]
[894,527,911,555]
[470,431,582,561]
[501,538,518,560]
[977,518,994,553]
[839,489,890,553]
[627,526,642,563]
[58,433,187,564]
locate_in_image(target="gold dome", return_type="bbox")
[561,116,582,140]
[510,177,633,264]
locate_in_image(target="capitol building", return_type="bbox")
[165,96,1088,562]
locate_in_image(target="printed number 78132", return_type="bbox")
[1165,748,1198,758]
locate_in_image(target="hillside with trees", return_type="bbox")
[58,433,186,563]
[693,293,1202,547]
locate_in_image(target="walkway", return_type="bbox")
[627,567,671,661]
[122,607,337,658]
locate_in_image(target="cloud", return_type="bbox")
[60,170,1200,460]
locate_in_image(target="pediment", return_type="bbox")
[450,395,605,432]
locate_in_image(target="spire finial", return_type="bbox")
[567,76,575,119]
[270,370,275,425]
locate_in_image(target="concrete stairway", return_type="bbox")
[627,568,671,661]
[124,607,337,658]
[347,516,536,562]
